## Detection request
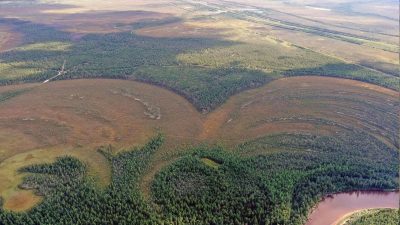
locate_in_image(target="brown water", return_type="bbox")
[305,191,399,225]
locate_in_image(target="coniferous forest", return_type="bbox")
[1,131,397,225]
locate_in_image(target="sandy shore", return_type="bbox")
[335,207,398,225]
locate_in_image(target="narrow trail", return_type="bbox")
[42,60,67,84]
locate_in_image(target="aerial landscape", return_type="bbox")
[0,0,398,224]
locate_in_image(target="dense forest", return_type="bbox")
[153,131,398,225]
[0,18,398,112]
[0,134,165,225]
[0,130,398,224]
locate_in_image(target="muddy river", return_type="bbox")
[305,191,399,225]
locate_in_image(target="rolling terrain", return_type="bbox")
[0,77,397,216]
[0,0,398,224]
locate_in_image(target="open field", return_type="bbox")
[200,76,399,147]
[175,0,399,75]
[1,0,397,51]
[0,76,397,212]
[0,79,201,159]
[0,25,21,52]
[0,79,202,211]
[0,1,187,32]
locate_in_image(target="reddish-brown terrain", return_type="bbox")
[0,76,397,211]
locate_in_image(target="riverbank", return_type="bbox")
[305,191,399,225]
[336,208,398,225]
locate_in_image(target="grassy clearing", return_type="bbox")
[0,134,165,224]
[184,0,399,76]
[201,76,399,148]
[0,62,45,80]
[0,146,111,211]
[13,42,72,52]
[200,157,220,169]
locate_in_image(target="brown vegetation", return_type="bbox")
[203,76,398,147]
[0,25,22,52]
[136,22,224,38]
[50,11,174,34]
[0,77,397,211]
[0,1,186,34]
